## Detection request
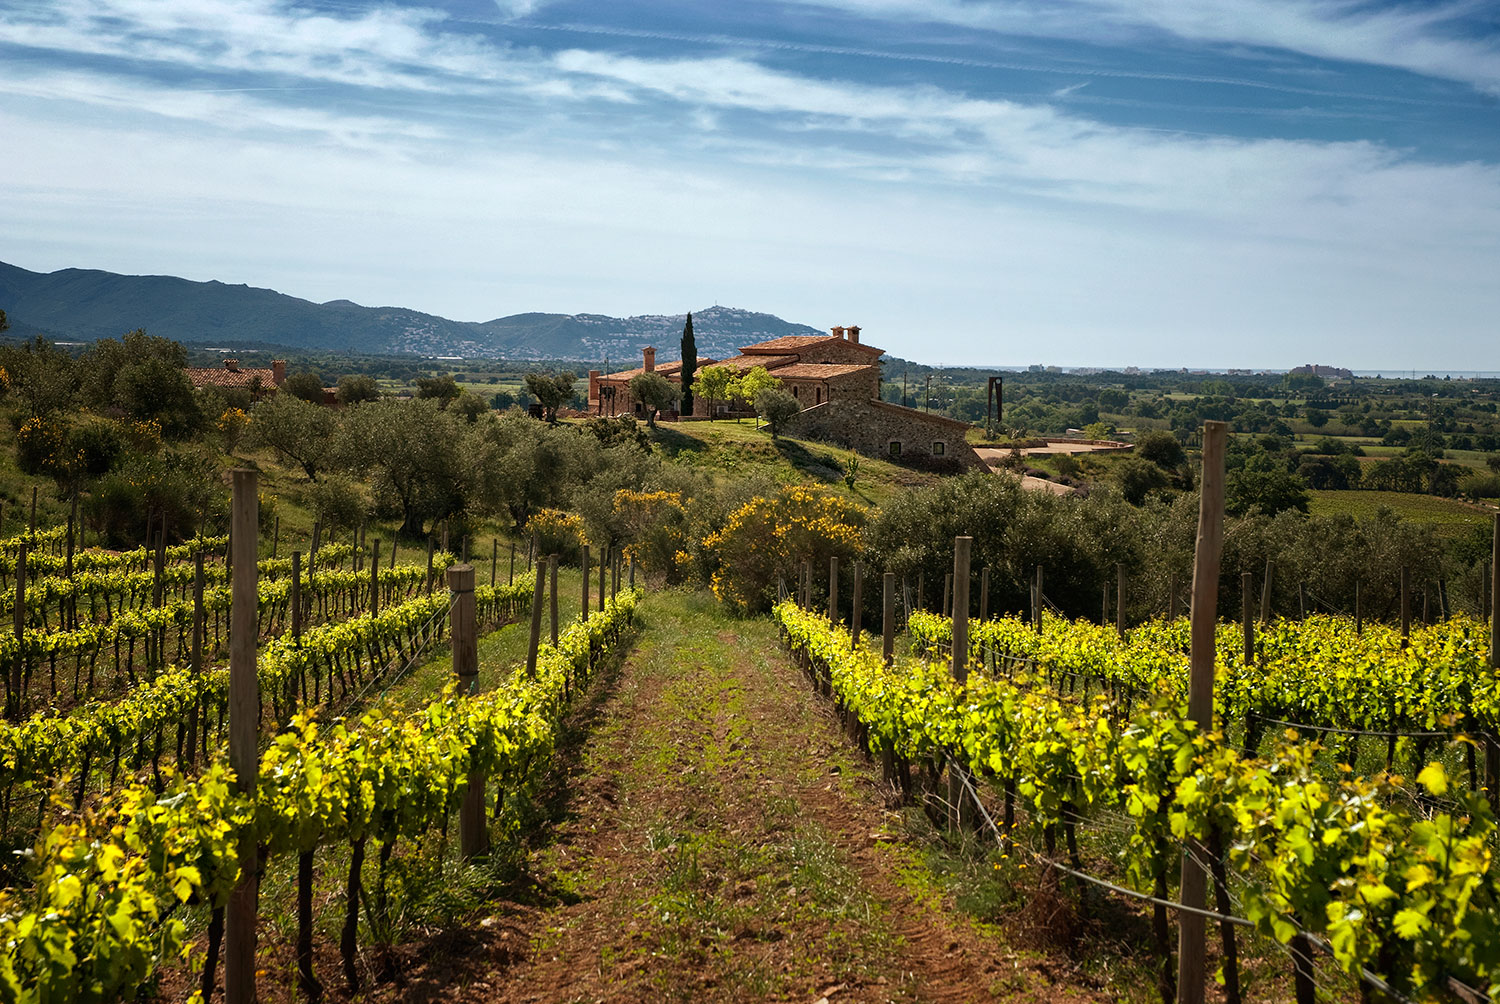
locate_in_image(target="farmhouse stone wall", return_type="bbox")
[783,398,983,469]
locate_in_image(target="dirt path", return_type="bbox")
[362,590,1102,1004]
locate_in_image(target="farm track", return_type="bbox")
[353,590,1099,1004]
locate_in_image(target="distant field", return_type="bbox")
[1307,490,1495,535]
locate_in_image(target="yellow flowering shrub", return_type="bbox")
[613,488,689,584]
[217,407,249,454]
[703,484,867,614]
[528,507,586,560]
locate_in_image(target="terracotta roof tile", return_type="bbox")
[772,363,876,380]
[186,368,278,390]
[707,354,799,372]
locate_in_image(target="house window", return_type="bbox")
[792,385,800,398]
[888,441,902,457]
[815,386,823,404]
[932,441,946,456]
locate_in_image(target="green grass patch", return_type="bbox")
[1307,490,1494,535]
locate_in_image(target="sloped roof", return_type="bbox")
[771,363,877,380]
[597,355,716,382]
[707,353,799,372]
[740,334,884,356]
[187,368,277,390]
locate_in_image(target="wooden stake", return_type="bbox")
[1176,421,1227,1004]
[1401,566,1411,647]
[272,514,280,558]
[851,562,863,648]
[1116,562,1126,637]
[187,551,204,767]
[951,538,971,683]
[942,572,951,620]
[1260,559,1273,623]
[290,552,302,645]
[829,555,840,623]
[979,567,990,623]
[549,555,559,648]
[1034,565,1044,631]
[369,539,381,616]
[226,469,260,1004]
[449,564,486,858]
[425,537,434,596]
[1242,572,1254,667]
[882,572,896,665]
[525,554,545,679]
[8,541,24,722]
[491,538,498,588]
[581,544,590,623]
[508,541,516,584]
[1169,571,1178,621]
[599,544,607,612]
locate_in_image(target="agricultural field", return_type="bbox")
[3,331,1500,1003]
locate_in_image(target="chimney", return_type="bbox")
[847,325,861,344]
[830,326,846,340]
[272,360,287,385]
[224,359,239,373]
[643,346,656,373]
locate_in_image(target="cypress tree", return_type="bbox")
[679,311,696,417]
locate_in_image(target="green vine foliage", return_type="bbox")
[777,601,1500,999]
[907,610,1497,734]
[0,588,638,1003]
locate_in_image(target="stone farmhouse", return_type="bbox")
[587,327,982,469]
[186,358,287,397]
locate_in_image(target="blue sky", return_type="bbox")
[2,0,1497,368]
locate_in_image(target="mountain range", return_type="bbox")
[0,261,824,360]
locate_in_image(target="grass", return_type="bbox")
[1307,489,1495,535]
[638,418,938,507]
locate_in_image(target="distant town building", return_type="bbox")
[587,326,982,468]
[1288,363,1354,380]
[186,358,287,396]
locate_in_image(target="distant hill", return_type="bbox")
[0,261,824,360]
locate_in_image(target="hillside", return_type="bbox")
[0,260,822,359]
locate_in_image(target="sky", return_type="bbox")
[1,0,1498,369]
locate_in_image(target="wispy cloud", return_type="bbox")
[796,0,1500,95]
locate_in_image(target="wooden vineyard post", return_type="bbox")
[1259,559,1273,623]
[1116,563,1126,638]
[450,564,487,858]
[599,545,607,612]
[629,556,636,590]
[1034,565,1044,632]
[425,537,435,595]
[979,567,990,623]
[9,539,24,722]
[951,538,971,683]
[1401,566,1411,647]
[1102,581,1109,626]
[850,562,863,649]
[1176,421,1227,1004]
[509,541,516,584]
[311,520,322,565]
[491,538,498,588]
[525,552,545,678]
[272,514,279,558]
[829,555,840,623]
[949,536,973,830]
[390,538,397,571]
[802,560,811,609]
[1242,572,1254,667]
[188,552,205,767]
[581,544,590,623]
[942,572,952,620]
[882,572,896,665]
[369,539,381,616]
[549,555,559,647]
[290,551,302,712]
[916,571,924,613]
[226,470,260,1004]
